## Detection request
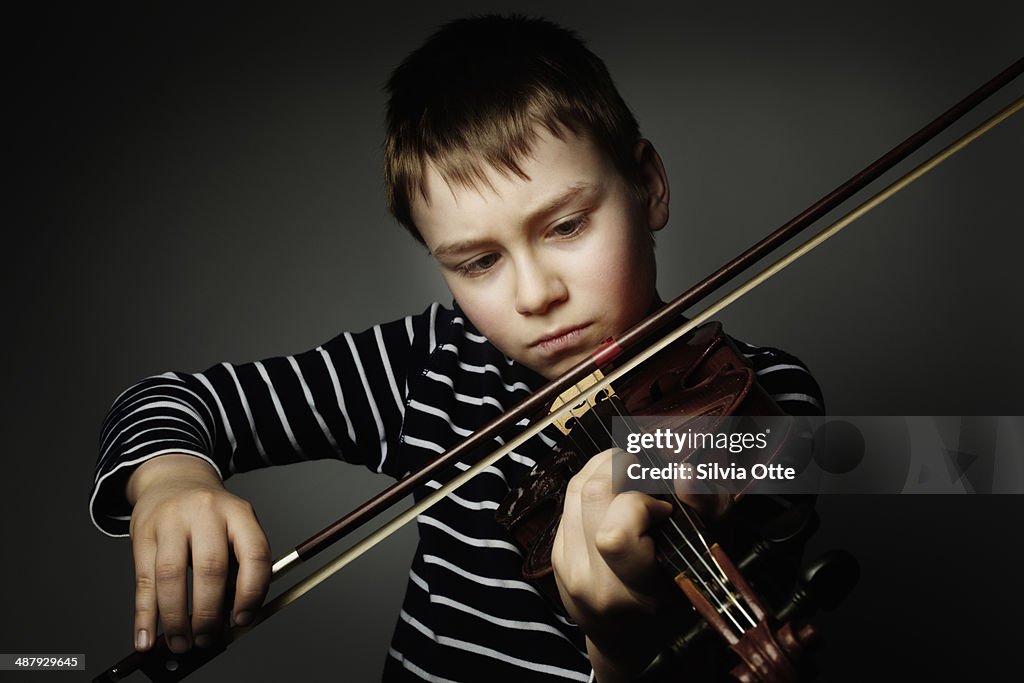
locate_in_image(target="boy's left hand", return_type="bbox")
[551,448,680,681]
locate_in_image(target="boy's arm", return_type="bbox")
[92,306,438,652]
[91,309,435,537]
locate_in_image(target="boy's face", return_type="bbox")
[412,127,669,380]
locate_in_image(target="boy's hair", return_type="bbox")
[384,14,643,245]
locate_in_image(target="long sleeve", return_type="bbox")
[738,339,825,417]
[90,303,445,537]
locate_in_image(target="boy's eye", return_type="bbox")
[551,214,589,238]
[458,253,500,276]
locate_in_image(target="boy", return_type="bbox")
[91,15,822,682]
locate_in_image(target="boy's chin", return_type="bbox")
[534,353,589,381]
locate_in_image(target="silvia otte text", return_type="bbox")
[626,462,796,481]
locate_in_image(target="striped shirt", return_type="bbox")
[91,302,824,682]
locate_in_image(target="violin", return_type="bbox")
[494,320,845,681]
[94,57,1023,682]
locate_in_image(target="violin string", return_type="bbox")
[565,394,752,633]
[570,401,720,581]
[600,399,756,631]
[562,405,697,581]
[565,413,736,627]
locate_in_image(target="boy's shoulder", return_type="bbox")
[730,334,825,416]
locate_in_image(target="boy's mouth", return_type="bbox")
[530,324,590,356]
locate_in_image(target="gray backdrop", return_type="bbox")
[5,1,1023,681]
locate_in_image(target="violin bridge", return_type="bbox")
[548,370,616,435]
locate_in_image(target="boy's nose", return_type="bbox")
[514,259,568,316]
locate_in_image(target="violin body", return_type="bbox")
[497,321,847,681]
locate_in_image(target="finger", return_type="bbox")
[189,517,229,648]
[575,450,621,548]
[594,492,673,588]
[559,457,609,558]
[131,528,158,651]
[555,448,621,585]
[573,447,620,480]
[674,483,733,520]
[557,448,624,552]
[154,528,192,653]
[227,504,272,627]
[611,448,641,494]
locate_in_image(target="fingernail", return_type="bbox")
[233,611,252,626]
[194,634,212,648]
[135,629,150,651]
[168,636,189,653]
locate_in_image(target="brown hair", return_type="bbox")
[384,14,643,244]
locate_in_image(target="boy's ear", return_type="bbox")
[634,139,670,232]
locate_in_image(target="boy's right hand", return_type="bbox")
[126,454,272,654]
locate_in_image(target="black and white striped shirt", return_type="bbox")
[91,302,824,682]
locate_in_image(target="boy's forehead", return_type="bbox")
[411,127,614,233]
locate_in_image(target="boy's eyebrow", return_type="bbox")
[430,183,598,259]
[528,182,596,222]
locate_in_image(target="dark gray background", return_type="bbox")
[4,1,1022,681]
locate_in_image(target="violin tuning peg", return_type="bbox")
[801,550,860,611]
[777,550,860,621]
